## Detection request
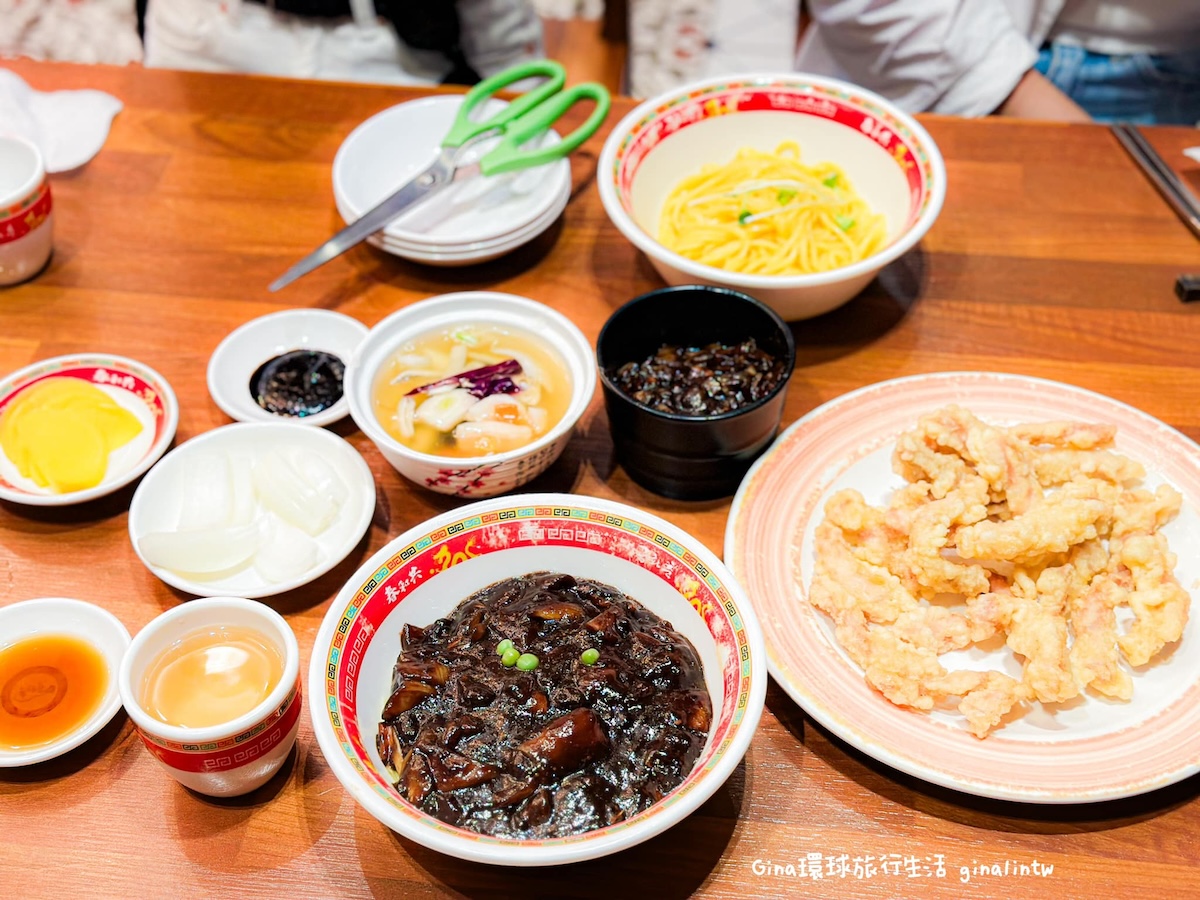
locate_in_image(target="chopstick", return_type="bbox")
[1112,123,1200,241]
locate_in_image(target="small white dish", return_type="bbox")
[0,597,131,767]
[0,353,179,506]
[346,180,568,253]
[345,182,568,268]
[128,422,376,599]
[333,95,570,247]
[207,309,367,428]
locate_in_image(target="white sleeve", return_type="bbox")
[456,0,545,78]
[797,0,1039,117]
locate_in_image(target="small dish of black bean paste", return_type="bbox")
[249,349,345,417]
[377,572,712,839]
[609,339,787,416]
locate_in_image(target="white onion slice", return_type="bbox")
[526,406,549,434]
[252,449,338,536]
[397,395,416,439]
[413,388,477,432]
[227,453,258,526]
[138,522,261,575]
[289,447,347,509]
[253,515,319,583]
[176,451,233,530]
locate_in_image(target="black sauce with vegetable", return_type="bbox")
[377,572,712,839]
[249,349,345,417]
[609,338,787,416]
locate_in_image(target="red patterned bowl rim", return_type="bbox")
[309,492,766,862]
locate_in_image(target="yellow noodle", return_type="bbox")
[658,141,888,276]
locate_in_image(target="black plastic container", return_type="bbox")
[596,285,796,500]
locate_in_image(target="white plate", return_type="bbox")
[725,371,1200,802]
[207,309,367,427]
[332,95,571,245]
[342,183,569,267]
[0,354,179,506]
[0,598,131,766]
[128,422,376,599]
[341,180,569,253]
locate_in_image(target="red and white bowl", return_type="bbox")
[0,134,53,286]
[344,291,596,499]
[0,353,179,506]
[597,73,947,320]
[307,492,767,865]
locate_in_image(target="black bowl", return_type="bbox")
[596,285,796,500]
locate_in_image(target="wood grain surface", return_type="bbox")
[2,60,1200,900]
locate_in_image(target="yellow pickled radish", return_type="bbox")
[0,377,143,493]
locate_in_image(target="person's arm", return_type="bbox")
[995,68,1092,121]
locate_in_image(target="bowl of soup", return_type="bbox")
[597,72,946,321]
[345,292,596,498]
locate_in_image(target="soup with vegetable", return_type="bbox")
[371,324,572,458]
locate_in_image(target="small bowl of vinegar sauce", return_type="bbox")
[0,598,131,766]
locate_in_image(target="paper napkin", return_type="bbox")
[0,68,123,172]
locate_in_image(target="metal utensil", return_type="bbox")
[1112,123,1200,241]
[269,60,611,291]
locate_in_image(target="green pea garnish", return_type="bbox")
[496,638,514,656]
[516,653,539,671]
[580,648,600,666]
[501,647,520,667]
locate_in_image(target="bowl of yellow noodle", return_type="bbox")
[597,74,946,320]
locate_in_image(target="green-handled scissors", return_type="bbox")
[270,60,610,291]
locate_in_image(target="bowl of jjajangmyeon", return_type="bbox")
[597,73,946,321]
[307,492,767,865]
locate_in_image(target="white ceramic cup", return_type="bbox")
[118,597,301,797]
[0,134,54,287]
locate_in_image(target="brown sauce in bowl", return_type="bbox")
[609,338,787,416]
[377,571,712,839]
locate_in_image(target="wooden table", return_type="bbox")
[2,60,1199,899]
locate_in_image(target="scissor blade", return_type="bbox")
[269,159,451,291]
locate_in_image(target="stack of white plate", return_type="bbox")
[332,95,572,267]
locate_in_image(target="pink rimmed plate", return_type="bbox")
[725,371,1200,803]
[308,492,766,865]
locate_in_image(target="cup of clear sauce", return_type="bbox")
[118,597,301,797]
[0,134,54,287]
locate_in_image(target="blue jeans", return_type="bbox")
[1035,41,1200,125]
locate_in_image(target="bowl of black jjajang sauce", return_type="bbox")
[376,571,712,839]
[307,491,768,865]
[596,285,795,500]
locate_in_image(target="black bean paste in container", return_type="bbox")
[610,338,787,416]
[249,349,345,417]
[377,572,713,839]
